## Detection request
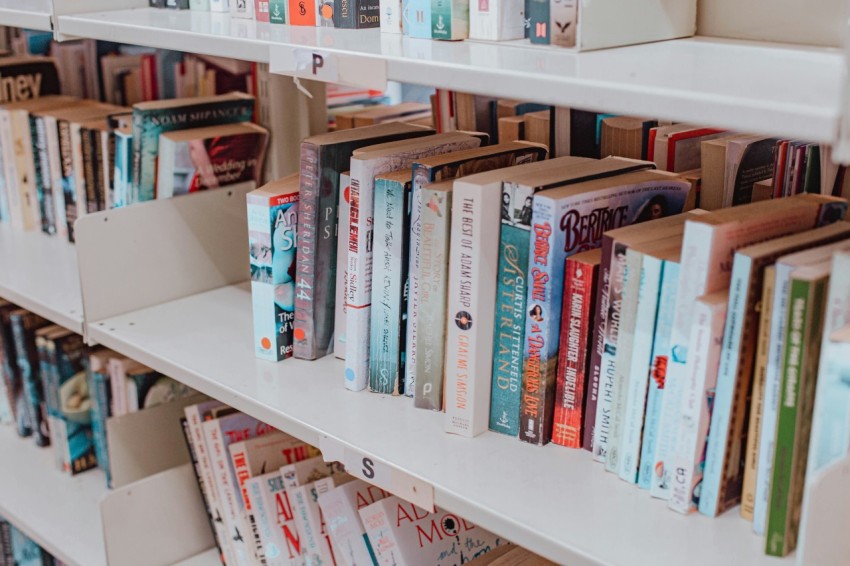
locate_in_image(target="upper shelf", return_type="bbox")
[54,7,846,145]
[86,281,791,566]
[0,225,84,334]
[0,0,52,31]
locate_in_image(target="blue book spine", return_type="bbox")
[489,182,533,436]
[405,0,431,37]
[55,335,95,475]
[369,177,411,395]
[638,260,680,490]
[88,365,112,486]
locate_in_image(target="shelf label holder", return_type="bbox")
[269,45,388,91]
[319,434,435,511]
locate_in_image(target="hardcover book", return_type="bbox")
[157,122,268,199]
[523,171,690,447]
[431,0,469,40]
[317,479,390,566]
[131,92,255,202]
[294,122,433,362]
[248,175,300,362]
[469,0,525,40]
[9,309,50,447]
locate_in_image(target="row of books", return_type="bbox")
[0,518,64,566]
[0,302,197,483]
[181,400,552,566]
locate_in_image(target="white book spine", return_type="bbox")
[619,255,663,483]
[13,112,38,231]
[190,0,211,8]
[156,136,177,200]
[444,180,501,437]
[549,0,578,48]
[668,296,727,514]
[210,0,229,11]
[0,111,21,231]
[380,0,403,33]
[290,479,336,566]
[230,0,255,18]
[359,500,404,565]
[334,173,351,360]
[469,0,525,40]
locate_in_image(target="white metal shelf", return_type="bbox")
[0,225,84,334]
[87,281,791,566]
[0,426,107,566]
[55,7,845,145]
[0,0,52,32]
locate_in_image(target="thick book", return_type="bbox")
[700,220,850,517]
[766,264,829,557]
[294,122,433,362]
[431,0,469,40]
[359,496,507,565]
[667,290,728,514]
[346,132,481,393]
[131,92,255,202]
[9,309,50,447]
[469,0,525,40]
[317,479,390,566]
[334,172,351,360]
[0,302,30,438]
[157,122,268,199]
[248,175,300,362]
[700,134,756,211]
[552,248,601,448]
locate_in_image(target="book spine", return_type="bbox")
[527,0,549,44]
[699,255,753,516]
[12,112,38,231]
[490,209,530,436]
[100,131,113,210]
[518,195,565,446]
[269,0,287,22]
[345,158,377,392]
[638,260,679,491]
[288,0,317,25]
[58,120,79,241]
[469,0,525,41]
[45,118,67,239]
[618,256,663,482]
[405,0,431,37]
[291,482,337,565]
[231,0,254,18]
[592,240,629,461]
[33,116,55,235]
[413,186,451,410]
[89,368,111,485]
[583,237,613,452]
[0,112,22,231]
[741,266,776,521]
[404,180,423,399]
[206,424,247,566]
[0,112,8,223]
[552,258,597,448]
[10,315,48,447]
[668,297,727,514]
[210,0,229,11]
[368,178,409,395]
[379,0,401,32]
[71,124,89,227]
[549,0,577,47]
[444,182,500,437]
[255,0,271,21]
[83,128,99,214]
[334,173,351,360]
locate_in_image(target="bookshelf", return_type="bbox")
[0,225,84,335]
[57,8,845,145]
[0,0,52,33]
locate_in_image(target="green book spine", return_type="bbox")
[270,0,287,21]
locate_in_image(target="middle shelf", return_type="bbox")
[85,280,780,566]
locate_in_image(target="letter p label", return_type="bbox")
[312,53,324,75]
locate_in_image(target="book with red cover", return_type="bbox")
[552,248,602,448]
[666,128,725,172]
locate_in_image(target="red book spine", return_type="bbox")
[646,127,658,163]
[552,257,598,448]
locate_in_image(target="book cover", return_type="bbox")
[249,175,300,362]
[527,0,549,44]
[370,170,414,395]
[9,309,50,447]
[724,137,780,207]
[413,180,453,410]
[523,173,690,447]
[157,122,268,199]
[285,473,353,566]
[701,220,850,517]
[231,0,255,16]
[667,291,728,514]
[131,92,255,202]
[469,0,525,40]
[334,172,351,360]
[346,134,481,393]
[317,479,390,566]
[551,249,601,448]
[359,496,507,565]
[766,266,828,556]
[294,123,434,362]
[639,258,680,492]
[404,0,432,37]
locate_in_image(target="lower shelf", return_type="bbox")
[87,281,788,566]
[0,426,107,566]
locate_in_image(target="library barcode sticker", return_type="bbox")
[269,45,388,90]
[319,434,435,511]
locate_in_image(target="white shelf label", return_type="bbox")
[319,435,435,511]
[269,45,388,90]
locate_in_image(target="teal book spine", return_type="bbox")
[269,0,287,21]
[369,177,411,395]
[527,0,549,44]
[489,182,531,436]
[431,0,468,40]
[52,333,95,475]
[88,365,112,486]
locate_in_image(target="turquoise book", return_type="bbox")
[369,170,413,395]
[131,92,255,202]
[87,350,112,486]
[405,0,431,37]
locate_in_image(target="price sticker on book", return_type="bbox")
[319,435,435,511]
[269,45,388,90]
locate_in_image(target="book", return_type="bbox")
[9,310,50,447]
[317,479,390,566]
[334,172,351,360]
[600,117,658,162]
[157,122,268,199]
[638,257,680,491]
[288,0,317,24]
[549,0,578,47]
[723,136,779,207]
[34,326,62,461]
[347,133,482,394]
[741,265,776,521]
[651,125,725,172]
[231,0,255,17]
[404,0,432,37]
[0,56,61,104]
[269,0,287,22]
[360,496,507,565]
[210,0,229,11]
[701,220,850,517]
[491,157,655,437]
[527,0,549,44]
[469,0,525,41]
[191,0,211,8]
[552,248,601,448]
[667,290,728,514]
[766,263,829,556]
[700,134,757,211]
[0,304,29,438]
[131,92,255,202]
[248,175,300,362]
[431,0,469,40]
[294,123,434,362]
